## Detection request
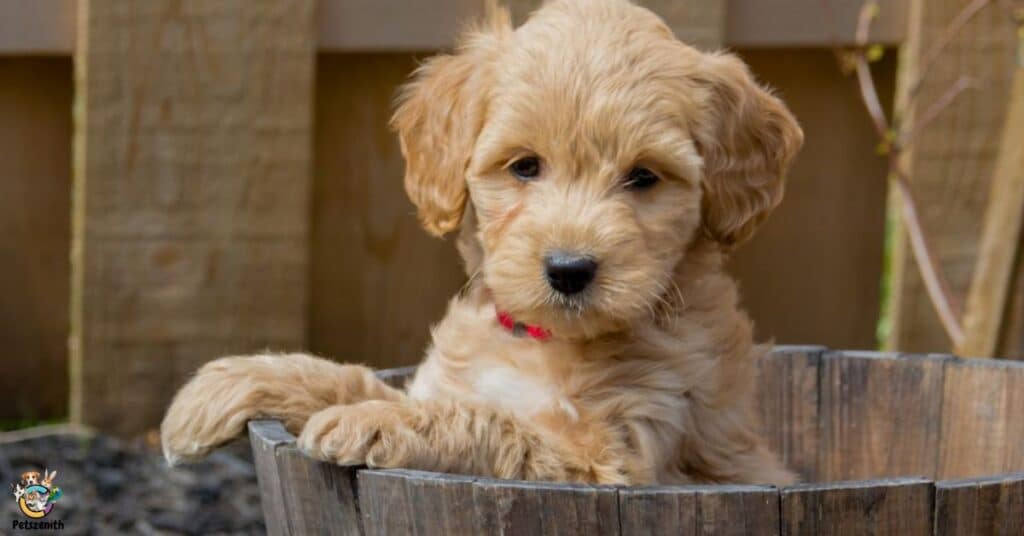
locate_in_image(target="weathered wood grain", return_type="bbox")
[358,469,415,536]
[403,470,480,536]
[695,486,779,535]
[620,485,779,536]
[938,357,1024,479]
[890,0,1020,354]
[249,420,293,536]
[277,446,362,536]
[934,472,1024,535]
[758,346,824,482]
[959,69,1024,358]
[72,0,316,435]
[780,478,934,535]
[618,486,698,535]
[249,419,363,536]
[473,479,619,535]
[818,352,948,480]
[359,469,482,536]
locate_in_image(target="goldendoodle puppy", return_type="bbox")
[162,0,802,486]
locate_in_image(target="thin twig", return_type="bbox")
[855,0,879,46]
[0,423,96,445]
[839,0,970,347]
[853,1,890,139]
[855,59,890,137]
[909,0,992,98]
[851,53,966,345]
[901,76,980,148]
[890,166,966,347]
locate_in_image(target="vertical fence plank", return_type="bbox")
[759,346,824,482]
[889,0,1020,355]
[72,0,316,435]
[958,69,1024,358]
[934,473,1024,535]
[818,352,948,480]
[938,358,1024,479]
[780,478,933,535]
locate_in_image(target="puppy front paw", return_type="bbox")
[161,356,264,465]
[161,354,399,466]
[297,401,430,469]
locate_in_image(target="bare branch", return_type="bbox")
[901,76,980,148]
[855,58,890,139]
[890,167,966,347]
[909,0,992,98]
[855,0,879,47]
[832,0,971,347]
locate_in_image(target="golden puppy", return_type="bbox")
[162,0,802,486]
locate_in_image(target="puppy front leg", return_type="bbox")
[161,353,403,465]
[298,399,631,485]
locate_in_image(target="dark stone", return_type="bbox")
[0,430,262,535]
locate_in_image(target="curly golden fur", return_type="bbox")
[162,0,802,486]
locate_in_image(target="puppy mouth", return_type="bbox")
[545,289,590,315]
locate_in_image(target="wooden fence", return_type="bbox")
[3,0,908,432]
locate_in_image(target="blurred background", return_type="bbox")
[1,0,1022,532]
[0,0,1021,439]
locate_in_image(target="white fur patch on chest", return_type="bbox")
[472,366,577,420]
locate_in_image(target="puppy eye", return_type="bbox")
[508,156,541,181]
[624,167,659,190]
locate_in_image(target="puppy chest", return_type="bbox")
[471,366,577,420]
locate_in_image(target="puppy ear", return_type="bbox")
[691,52,803,247]
[391,12,508,237]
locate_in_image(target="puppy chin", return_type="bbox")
[488,281,647,340]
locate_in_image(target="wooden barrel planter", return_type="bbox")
[248,347,1024,535]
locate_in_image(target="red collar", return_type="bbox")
[496,309,552,341]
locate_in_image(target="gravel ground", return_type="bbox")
[0,429,264,535]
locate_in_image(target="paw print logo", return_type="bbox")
[10,469,62,519]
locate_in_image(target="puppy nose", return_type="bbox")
[544,253,597,295]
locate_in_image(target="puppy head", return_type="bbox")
[393,0,802,338]
[21,471,40,486]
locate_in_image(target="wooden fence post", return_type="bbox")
[71,0,316,435]
[959,67,1024,358]
[887,0,1020,355]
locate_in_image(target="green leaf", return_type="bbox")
[867,44,885,63]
